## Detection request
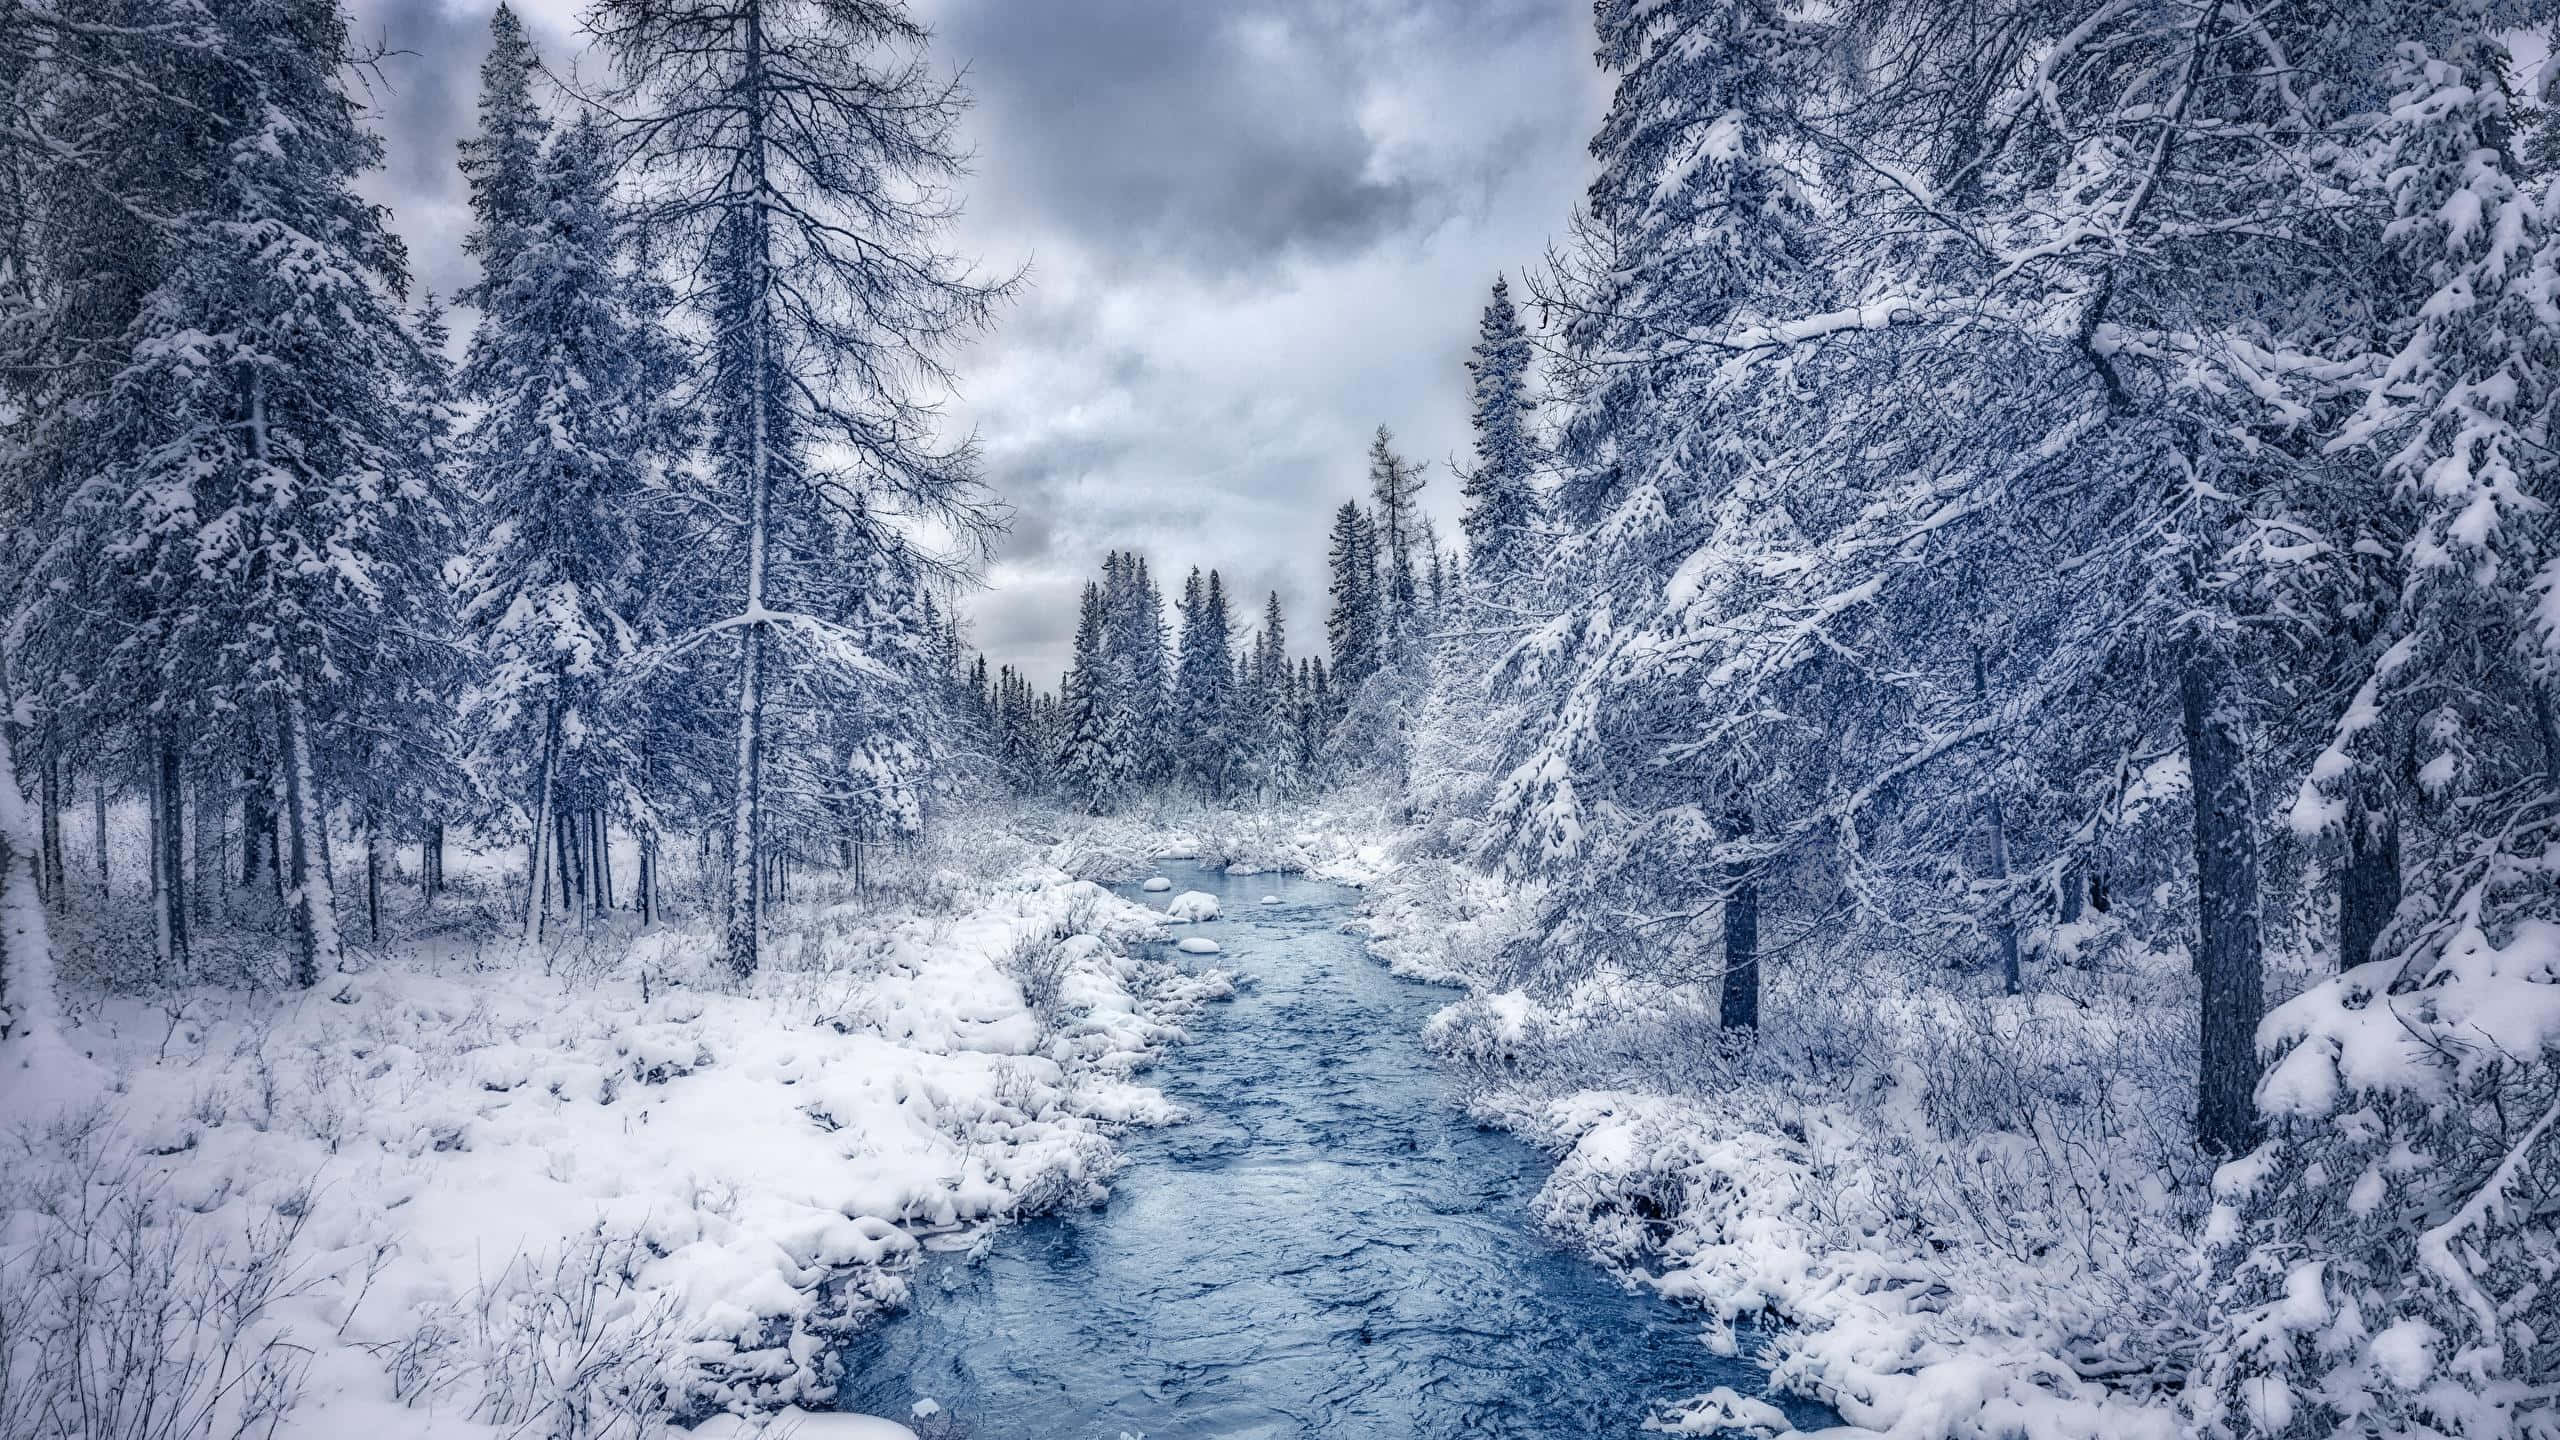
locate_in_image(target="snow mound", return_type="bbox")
[1142,876,1172,892]
[1177,937,1222,954]
[1165,891,1221,922]
[1261,896,1280,905]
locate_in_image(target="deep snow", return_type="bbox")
[0,843,1231,1439]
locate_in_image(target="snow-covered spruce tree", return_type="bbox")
[456,2,548,320]
[1458,276,1543,584]
[36,0,447,986]
[1410,276,1551,851]
[1101,551,1172,791]
[1323,501,1381,698]
[2,0,233,958]
[454,114,661,943]
[1366,426,1426,661]
[592,0,1008,976]
[2201,10,2560,1435]
[1056,581,1134,814]
[1174,567,1238,799]
[1241,591,1298,800]
[1487,0,1823,1025]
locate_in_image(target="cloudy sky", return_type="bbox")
[346,0,1609,687]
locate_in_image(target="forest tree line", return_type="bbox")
[1335,4,2560,1436]
[0,0,1006,986]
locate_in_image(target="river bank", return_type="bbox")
[1363,850,2224,1440]
[0,817,1228,1440]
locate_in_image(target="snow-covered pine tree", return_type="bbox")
[1459,276,1543,584]
[455,113,659,942]
[455,3,548,339]
[1057,581,1134,814]
[1324,502,1381,693]
[593,0,1009,975]
[43,0,450,985]
[1366,426,1426,658]
[2,0,231,959]
[1173,567,1236,799]
[2204,8,2560,1433]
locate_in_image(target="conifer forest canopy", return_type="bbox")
[2,2,2559,1439]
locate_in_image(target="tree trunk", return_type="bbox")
[0,719,63,1044]
[2182,655,2265,1157]
[2338,805,2401,971]
[93,776,109,899]
[191,767,219,925]
[241,766,274,893]
[593,809,613,913]
[152,737,189,979]
[37,751,64,902]
[423,821,444,901]
[364,814,383,943]
[525,705,559,943]
[277,694,339,987]
[1720,807,1759,1031]
[724,9,775,980]
[638,832,656,927]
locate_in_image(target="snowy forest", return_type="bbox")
[3,1,2558,1439]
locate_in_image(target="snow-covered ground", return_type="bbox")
[1361,848,2280,1440]
[0,832,1229,1440]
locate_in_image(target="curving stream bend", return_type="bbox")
[835,867,1830,1439]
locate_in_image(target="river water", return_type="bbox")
[835,867,1827,1439]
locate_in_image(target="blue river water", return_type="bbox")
[834,867,1830,1439]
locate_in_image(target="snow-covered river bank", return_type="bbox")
[833,865,1832,1439]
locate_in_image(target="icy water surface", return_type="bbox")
[835,867,1829,1439]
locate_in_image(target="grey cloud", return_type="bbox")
[931,0,1427,278]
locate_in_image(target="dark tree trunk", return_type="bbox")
[38,752,64,901]
[241,767,276,895]
[191,767,219,924]
[276,712,320,989]
[2058,864,2085,925]
[556,807,578,918]
[1720,807,1759,1031]
[154,738,189,978]
[2182,655,2265,1157]
[594,810,614,912]
[424,822,444,901]
[2338,806,2401,971]
[93,776,110,898]
[364,815,383,943]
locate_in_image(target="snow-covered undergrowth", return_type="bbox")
[1,846,1227,1439]
[1366,851,2303,1440]
[1036,791,1398,889]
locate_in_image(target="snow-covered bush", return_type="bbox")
[2197,853,2560,1439]
[1001,932,1075,1034]
[387,1227,683,1440]
[0,1122,310,1440]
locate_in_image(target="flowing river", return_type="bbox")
[835,867,1828,1439]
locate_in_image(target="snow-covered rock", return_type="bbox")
[1142,876,1172,892]
[1261,896,1281,905]
[1177,937,1222,955]
[1166,891,1221,922]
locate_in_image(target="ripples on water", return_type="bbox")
[834,869,1831,1439]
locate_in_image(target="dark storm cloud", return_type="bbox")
[348,0,1606,689]
[931,0,1424,277]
